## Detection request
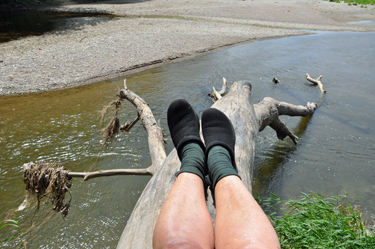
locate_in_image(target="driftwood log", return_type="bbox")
[116,80,317,248]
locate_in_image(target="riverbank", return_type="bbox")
[1,0,375,96]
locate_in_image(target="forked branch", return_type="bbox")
[254,97,317,144]
[119,80,166,172]
[120,115,140,133]
[306,73,326,93]
[209,77,227,100]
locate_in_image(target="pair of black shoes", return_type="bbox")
[167,99,237,183]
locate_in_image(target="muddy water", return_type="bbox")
[1,31,375,247]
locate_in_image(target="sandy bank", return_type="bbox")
[1,0,374,96]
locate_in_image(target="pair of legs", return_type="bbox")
[153,100,280,249]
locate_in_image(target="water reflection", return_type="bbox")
[253,114,314,194]
[1,31,375,247]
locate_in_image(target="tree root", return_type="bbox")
[23,162,72,218]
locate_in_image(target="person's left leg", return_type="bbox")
[153,99,214,249]
[153,172,214,249]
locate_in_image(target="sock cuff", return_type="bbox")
[177,142,206,181]
[207,145,240,188]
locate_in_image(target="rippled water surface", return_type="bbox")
[1,31,374,247]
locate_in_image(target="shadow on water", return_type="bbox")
[253,114,314,197]
[0,10,118,43]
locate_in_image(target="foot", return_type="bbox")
[201,108,236,166]
[167,99,205,160]
[202,108,239,188]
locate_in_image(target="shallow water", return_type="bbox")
[347,20,375,25]
[1,31,375,247]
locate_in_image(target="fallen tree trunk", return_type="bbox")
[116,80,316,248]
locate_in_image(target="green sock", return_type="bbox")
[207,145,240,188]
[176,142,206,181]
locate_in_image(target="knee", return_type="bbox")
[155,237,205,249]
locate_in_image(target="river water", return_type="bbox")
[1,31,374,248]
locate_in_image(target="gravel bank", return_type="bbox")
[1,0,374,95]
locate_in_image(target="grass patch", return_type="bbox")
[327,0,375,5]
[0,209,20,243]
[258,192,375,248]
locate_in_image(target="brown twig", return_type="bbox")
[120,115,140,133]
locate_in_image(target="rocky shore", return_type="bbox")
[1,0,374,95]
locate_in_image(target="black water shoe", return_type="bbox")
[167,99,205,160]
[202,108,239,187]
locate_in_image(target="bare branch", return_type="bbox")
[209,77,227,100]
[277,101,317,116]
[254,97,316,144]
[71,168,153,181]
[218,77,227,94]
[212,87,222,100]
[119,80,166,172]
[120,115,140,133]
[269,117,299,145]
[23,162,153,183]
[306,73,326,93]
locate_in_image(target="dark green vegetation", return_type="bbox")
[0,209,20,243]
[259,192,375,249]
[327,0,375,5]
[1,209,26,248]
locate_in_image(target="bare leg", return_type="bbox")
[215,175,280,249]
[153,172,215,249]
[156,99,213,248]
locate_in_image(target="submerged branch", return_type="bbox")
[254,97,317,144]
[306,73,326,94]
[209,77,227,100]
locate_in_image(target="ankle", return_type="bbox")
[207,145,240,188]
[176,143,206,181]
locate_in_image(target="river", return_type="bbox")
[1,30,374,248]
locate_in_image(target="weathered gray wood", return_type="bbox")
[119,80,167,174]
[255,97,317,144]
[22,163,153,181]
[210,81,257,192]
[117,80,316,249]
[69,168,153,180]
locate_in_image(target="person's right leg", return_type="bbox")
[202,108,280,249]
[215,175,280,249]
